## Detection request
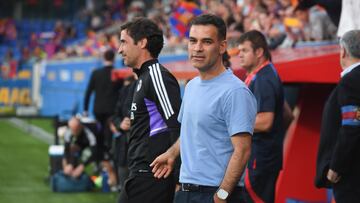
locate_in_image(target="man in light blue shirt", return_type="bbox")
[151,14,257,203]
[178,69,256,187]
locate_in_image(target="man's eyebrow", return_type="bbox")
[189,37,213,41]
[201,38,213,41]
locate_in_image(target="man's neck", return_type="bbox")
[343,58,360,70]
[199,63,226,80]
[248,57,267,74]
[104,61,113,67]
[134,54,154,70]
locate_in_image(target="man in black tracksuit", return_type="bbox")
[316,30,360,202]
[117,18,181,203]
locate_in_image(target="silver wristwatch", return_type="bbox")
[216,188,229,200]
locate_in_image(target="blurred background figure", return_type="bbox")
[109,72,137,191]
[62,117,97,178]
[83,49,122,187]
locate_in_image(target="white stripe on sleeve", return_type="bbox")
[154,63,174,115]
[149,64,171,119]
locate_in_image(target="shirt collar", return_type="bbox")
[341,62,360,77]
[133,59,158,75]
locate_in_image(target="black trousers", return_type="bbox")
[174,185,245,203]
[243,169,280,203]
[94,113,113,161]
[333,174,360,203]
[113,134,129,190]
[118,173,175,203]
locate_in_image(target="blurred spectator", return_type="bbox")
[127,0,146,20]
[0,0,343,62]
[28,33,40,50]
[1,50,18,79]
[296,6,337,41]
[2,19,17,47]
[296,0,341,27]
[18,47,31,71]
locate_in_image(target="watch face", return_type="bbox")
[217,188,229,200]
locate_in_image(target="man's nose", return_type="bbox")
[194,42,204,52]
[118,46,123,55]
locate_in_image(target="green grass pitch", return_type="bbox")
[0,120,117,203]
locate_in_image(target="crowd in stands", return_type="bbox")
[0,0,338,79]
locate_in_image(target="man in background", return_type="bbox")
[316,30,360,202]
[238,30,286,203]
[62,117,97,178]
[83,49,122,186]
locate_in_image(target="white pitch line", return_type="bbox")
[7,118,53,144]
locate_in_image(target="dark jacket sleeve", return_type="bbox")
[148,68,181,181]
[84,71,96,111]
[112,81,136,131]
[330,72,360,174]
[148,70,181,132]
[112,89,126,127]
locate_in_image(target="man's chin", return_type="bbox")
[191,62,203,69]
[193,66,209,73]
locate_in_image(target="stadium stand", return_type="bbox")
[1,0,349,202]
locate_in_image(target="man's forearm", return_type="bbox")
[254,112,274,133]
[219,135,251,193]
[168,138,180,158]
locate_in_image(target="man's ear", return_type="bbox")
[220,40,227,55]
[139,38,148,49]
[340,46,346,59]
[255,48,264,59]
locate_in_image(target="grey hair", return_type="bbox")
[340,30,360,59]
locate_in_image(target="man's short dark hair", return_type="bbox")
[120,17,164,58]
[104,49,115,61]
[238,30,272,61]
[189,14,227,41]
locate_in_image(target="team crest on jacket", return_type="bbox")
[136,79,142,92]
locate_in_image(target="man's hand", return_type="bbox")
[213,194,226,203]
[109,122,118,133]
[120,117,131,131]
[63,164,73,175]
[327,169,341,183]
[72,164,84,178]
[150,151,176,179]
